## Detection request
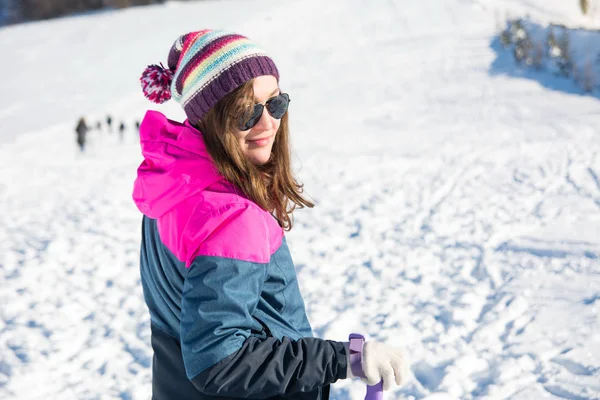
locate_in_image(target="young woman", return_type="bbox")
[134,29,408,400]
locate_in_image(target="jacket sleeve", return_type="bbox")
[179,205,348,398]
[191,335,347,398]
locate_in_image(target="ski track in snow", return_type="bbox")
[1,0,599,399]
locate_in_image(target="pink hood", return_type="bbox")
[133,110,223,218]
[132,110,284,267]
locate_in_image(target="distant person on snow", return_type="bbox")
[119,121,126,142]
[106,115,113,132]
[133,30,409,400]
[96,121,102,131]
[135,120,140,134]
[75,117,88,152]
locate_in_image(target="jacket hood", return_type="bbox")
[133,110,223,218]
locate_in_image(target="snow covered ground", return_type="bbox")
[1,0,599,399]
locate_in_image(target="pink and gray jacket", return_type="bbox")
[133,110,347,400]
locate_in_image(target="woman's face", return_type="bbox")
[234,75,281,165]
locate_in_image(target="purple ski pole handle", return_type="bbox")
[365,380,383,400]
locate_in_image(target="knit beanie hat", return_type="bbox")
[140,29,280,123]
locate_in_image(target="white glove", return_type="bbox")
[344,341,409,390]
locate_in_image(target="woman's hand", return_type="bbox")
[346,341,409,390]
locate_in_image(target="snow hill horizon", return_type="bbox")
[1,0,599,399]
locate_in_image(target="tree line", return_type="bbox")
[1,0,171,25]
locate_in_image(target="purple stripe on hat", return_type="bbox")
[184,56,279,123]
[167,32,194,71]
[175,33,243,96]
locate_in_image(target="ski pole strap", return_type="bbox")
[348,333,366,378]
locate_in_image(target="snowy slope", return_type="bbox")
[475,0,600,29]
[1,0,599,399]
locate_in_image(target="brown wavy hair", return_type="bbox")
[195,79,314,231]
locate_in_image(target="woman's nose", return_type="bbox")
[253,107,275,131]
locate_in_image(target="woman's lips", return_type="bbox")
[247,135,271,147]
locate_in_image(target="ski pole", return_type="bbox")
[365,381,383,400]
[349,333,384,399]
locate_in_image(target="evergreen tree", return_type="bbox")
[513,36,532,65]
[547,26,560,58]
[555,30,573,77]
[9,0,165,23]
[532,40,545,70]
[509,20,532,65]
[20,0,103,21]
[509,19,526,43]
[500,29,512,48]
[580,58,596,93]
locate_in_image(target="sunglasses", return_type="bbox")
[237,93,290,131]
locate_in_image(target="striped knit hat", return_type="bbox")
[140,29,279,123]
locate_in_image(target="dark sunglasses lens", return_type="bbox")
[266,94,289,119]
[237,94,290,130]
[238,104,264,131]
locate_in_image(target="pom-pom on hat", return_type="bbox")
[140,29,279,123]
[140,63,173,104]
